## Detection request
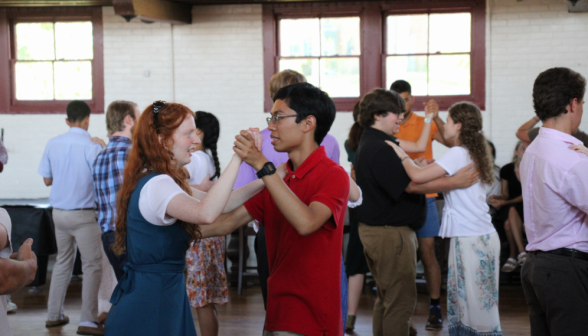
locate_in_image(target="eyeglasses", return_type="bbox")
[266,114,298,126]
[152,100,166,126]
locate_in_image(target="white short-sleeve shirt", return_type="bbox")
[435,146,495,238]
[0,208,14,336]
[139,175,188,226]
[184,151,215,186]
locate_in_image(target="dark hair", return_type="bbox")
[448,102,493,185]
[195,111,221,181]
[66,100,91,123]
[106,100,137,135]
[390,80,412,95]
[113,103,199,255]
[358,88,405,128]
[487,139,496,160]
[533,67,586,121]
[273,83,336,145]
[347,102,364,152]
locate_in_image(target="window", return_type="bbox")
[15,21,94,101]
[385,13,471,96]
[0,7,104,114]
[263,1,486,112]
[279,17,361,98]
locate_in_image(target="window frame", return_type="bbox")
[0,7,104,114]
[263,0,485,112]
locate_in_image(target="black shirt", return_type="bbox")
[499,162,522,200]
[354,127,426,230]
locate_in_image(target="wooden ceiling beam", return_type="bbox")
[0,0,112,6]
[113,0,191,24]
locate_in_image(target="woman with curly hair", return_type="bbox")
[105,102,270,336]
[387,102,501,336]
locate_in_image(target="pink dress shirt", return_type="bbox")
[520,127,588,252]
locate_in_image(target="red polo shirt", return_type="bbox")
[244,146,349,336]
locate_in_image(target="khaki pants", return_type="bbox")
[359,224,418,336]
[47,209,102,323]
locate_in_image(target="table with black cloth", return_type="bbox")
[1,205,57,287]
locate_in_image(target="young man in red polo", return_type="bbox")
[202,82,349,336]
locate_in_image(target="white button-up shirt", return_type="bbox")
[38,127,102,210]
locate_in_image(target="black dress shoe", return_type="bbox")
[425,314,443,331]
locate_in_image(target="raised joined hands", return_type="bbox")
[233,128,268,170]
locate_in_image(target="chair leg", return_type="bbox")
[238,226,244,296]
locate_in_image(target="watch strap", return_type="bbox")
[256,162,276,179]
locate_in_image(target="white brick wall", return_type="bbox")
[2,1,588,198]
[487,0,588,165]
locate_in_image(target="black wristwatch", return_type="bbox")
[256,162,277,179]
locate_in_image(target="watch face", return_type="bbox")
[268,163,276,173]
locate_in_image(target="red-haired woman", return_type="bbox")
[104,102,271,336]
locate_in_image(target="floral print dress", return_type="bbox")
[447,232,502,336]
[186,237,228,308]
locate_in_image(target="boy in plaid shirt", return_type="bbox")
[92,101,140,280]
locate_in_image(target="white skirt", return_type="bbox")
[447,232,502,336]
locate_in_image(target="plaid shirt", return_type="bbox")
[92,136,132,232]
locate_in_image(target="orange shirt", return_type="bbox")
[396,113,439,198]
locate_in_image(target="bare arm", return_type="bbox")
[387,140,447,183]
[0,238,37,295]
[397,103,436,153]
[166,154,243,225]
[397,121,432,153]
[430,99,446,146]
[43,177,53,186]
[349,176,360,202]
[516,116,540,142]
[200,205,254,238]
[190,174,214,192]
[433,130,447,147]
[234,131,345,236]
[190,163,288,214]
[406,163,479,194]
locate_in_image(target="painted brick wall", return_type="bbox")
[487,0,588,165]
[2,1,588,198]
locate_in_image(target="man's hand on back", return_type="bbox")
[90,137,106,149]
[450,163,479,189]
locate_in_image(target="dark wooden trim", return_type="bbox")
[0,8,9,114]
[263,0,486,112]
[262,4,276,113]
[0,6,104,114]
[360,2,381,100]
[114,0,192,25]
[0,1,112,6]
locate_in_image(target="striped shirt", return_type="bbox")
[92,136,132,232]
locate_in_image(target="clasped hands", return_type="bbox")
[233,128,287,179]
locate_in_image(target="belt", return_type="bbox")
[535,248,588,262]
[55,208,95,211]
[110,262,185,305]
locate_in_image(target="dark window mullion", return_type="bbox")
[318,18,322,89]
[426,14,430,96]
[52,22,57,101]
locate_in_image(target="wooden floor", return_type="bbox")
[7,275,531,336]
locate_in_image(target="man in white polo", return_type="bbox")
[38,100,104,336]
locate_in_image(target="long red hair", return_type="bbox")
[112,102,200,255]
